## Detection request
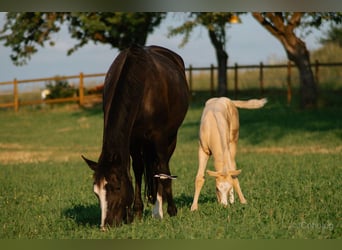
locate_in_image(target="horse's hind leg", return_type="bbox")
[152,133,177,218]
[131,145,144,219]
[165,134,178,217]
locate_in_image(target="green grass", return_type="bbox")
[0,92,341,239]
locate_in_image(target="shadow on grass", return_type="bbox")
[63,204,100,227]
[62,194,217,227]
[174,193,217,208]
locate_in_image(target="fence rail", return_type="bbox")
[1,61,342,112]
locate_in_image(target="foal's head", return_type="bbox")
[207,169,242,206]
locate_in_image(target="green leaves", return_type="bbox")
[0,12,65,66]
[0,12,166,65]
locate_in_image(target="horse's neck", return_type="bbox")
[102,80,143,153]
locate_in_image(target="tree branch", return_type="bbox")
[252,12,283,38]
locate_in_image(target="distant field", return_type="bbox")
[0,91,341,239]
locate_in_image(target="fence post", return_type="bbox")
[315,59,319,85]
[234,63,238,98]
[79,72,84,106]
[287,61,292,105]
[259,62,264,95]
[13,78,19,112]
[210,64,214,96]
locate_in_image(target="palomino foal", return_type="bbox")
[191,97,267,211]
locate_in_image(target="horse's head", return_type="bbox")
[82,155,134,229]
[206,169,242,206]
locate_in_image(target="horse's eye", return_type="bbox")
[104,183,121,192]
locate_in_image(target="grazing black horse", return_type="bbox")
[82,45,189,228]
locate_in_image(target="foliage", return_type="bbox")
[45,78,76,99]
[168,12,238,48]
[0,12,65,65]
[0,12,166,65]
[320,23,342,47]
[66,12,166,54]
[252,12,342,108]
[0,92,341,238]
[300,12,342,29]
[169,12,246,96]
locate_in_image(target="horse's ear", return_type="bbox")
[81,155,98,171]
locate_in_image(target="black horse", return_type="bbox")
[82,45,189,228]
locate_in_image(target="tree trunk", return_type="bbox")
[208,29,228,96]
[286,43,317,108]
[252,12,318,109]
[216,48,228,96]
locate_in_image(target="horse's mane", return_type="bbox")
[101,45,148,164]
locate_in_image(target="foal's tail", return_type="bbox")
[231,98,267,109]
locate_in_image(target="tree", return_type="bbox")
[252,12,342,108]
[0,12,166,66]
[169,12,243,96]
[320,23,342,47]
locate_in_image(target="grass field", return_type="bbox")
[0,91,341,239]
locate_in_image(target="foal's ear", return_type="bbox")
[228,169,242,178]
[207,170,220,177]
[81,155,98,171]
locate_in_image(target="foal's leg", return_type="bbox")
[191,144,210,211]
[228,134,238,204]
[232,177,247,204]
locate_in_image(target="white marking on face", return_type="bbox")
[216,181,233,206]
[152,191,163,219]
[94,178,108,229]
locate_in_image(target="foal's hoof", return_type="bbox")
[190,204,198,211]
[240,199,247,204]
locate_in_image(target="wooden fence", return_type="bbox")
[1,61,342,112]
[0,73,105,112]
[187,60,342,103]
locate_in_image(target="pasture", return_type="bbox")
[0,91,341,239]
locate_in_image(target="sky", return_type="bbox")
[0,12,328,83]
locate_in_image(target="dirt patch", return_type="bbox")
[0,151,53,164]
[0,142,101,164]
[0,143,24,150]
[1,145,340,164]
